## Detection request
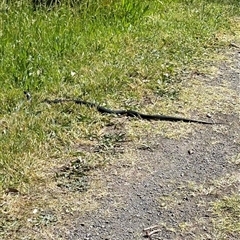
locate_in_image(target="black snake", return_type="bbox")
[43,98,219,124]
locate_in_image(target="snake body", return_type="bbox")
[44,99,217,124]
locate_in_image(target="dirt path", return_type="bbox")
[52,50,240,240]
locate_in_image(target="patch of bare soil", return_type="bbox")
[44,50,239,240]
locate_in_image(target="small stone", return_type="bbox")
[32,209,38,214]
[188,149,194,155]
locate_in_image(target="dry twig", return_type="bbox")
[143,225,161,239]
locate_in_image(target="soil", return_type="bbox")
[45,49,239,240]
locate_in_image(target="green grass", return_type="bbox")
[0,0,240,237]
[212,195,240,238]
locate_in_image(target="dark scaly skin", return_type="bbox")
[44,99,220,124]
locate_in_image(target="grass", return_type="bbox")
[213,195,240,237]
[0,0,240,238]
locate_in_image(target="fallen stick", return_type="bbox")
[143,225,161,239]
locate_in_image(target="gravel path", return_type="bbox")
[54,50,239,240]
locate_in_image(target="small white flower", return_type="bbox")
[71,71,76,77]
[36,70,41,76]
